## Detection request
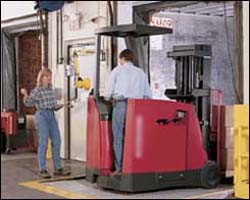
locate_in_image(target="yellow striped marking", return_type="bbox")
[19,180,96,199]
[184,189,233,199]
[19,179,233,199]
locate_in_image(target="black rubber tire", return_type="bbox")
[1,133,7,153]
[85,168,98,183]
[201,161,220,189]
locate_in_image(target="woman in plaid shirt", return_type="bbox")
[20,68,70,179]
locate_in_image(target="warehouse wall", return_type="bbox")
[117,1,133,53]
[1,2,40,113]
[117,2,235,104]
[1,1,36,21]
[150,12,235,105]
[18,31,41,115]
[243,1,249,105]
[48,1,110,160]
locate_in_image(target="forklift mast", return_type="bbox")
[166,45,212,151]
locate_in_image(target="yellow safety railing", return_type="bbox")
[234,105,249,199]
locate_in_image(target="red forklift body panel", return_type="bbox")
[186,110,208,169]
[123,99,207,173]
[86,97,101,169]
[86,97,113,174]
[123,99,187,173]
[86,98,207,175]
[99,121,113,175]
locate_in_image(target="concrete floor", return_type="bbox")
[1,151,234,199]
[1,151,85,199]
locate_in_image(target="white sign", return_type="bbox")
[150,16,173,29]
[69,12,82,31]
[150,35,163,50]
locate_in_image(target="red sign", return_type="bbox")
[150,16,173,29]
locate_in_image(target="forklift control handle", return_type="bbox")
[156,117,182,125]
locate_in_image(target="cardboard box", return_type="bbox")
[26,115,36,130]
[221,106,234,127]
[220,148,234,170]
[221,126,234,148]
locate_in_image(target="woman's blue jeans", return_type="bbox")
[35,110,61,171]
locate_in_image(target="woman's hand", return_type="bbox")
[20,88,28,96]
[20,88,29,103]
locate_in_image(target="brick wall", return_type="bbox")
[18,31,41,114]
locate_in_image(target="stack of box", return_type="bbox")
[26,115,38,152]
[220,105,234,176]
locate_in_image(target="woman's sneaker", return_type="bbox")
[54,168,71,177]
[38,170,51,179]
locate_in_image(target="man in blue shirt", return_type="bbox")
[104,49,152,175]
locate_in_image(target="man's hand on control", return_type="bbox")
[54,101,73,111]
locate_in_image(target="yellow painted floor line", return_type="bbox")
[19,180,96,199]
[183,189,234,199]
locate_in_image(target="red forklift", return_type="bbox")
[86,24,220,192]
